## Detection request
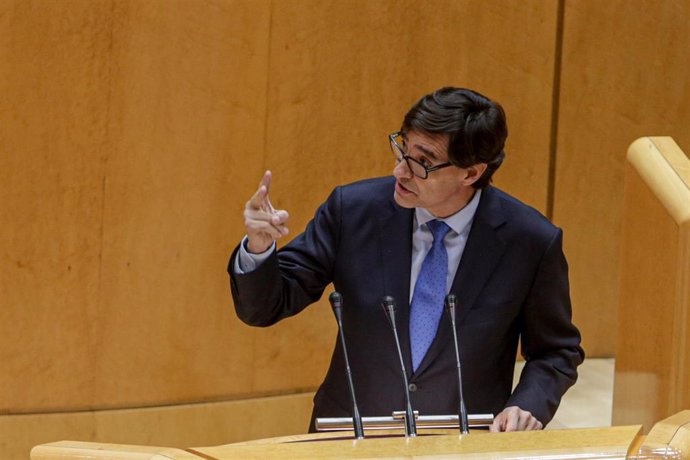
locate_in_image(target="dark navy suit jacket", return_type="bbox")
[229,176,584,429]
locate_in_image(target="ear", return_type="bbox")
[462,163,488,186]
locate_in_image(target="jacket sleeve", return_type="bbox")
[228,186,342,327]
[505,228,585,425]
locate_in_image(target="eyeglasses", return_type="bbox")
[389,131,452,179]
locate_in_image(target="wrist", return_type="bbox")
[245,237,271,255]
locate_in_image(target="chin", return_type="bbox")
[393,191,417,209]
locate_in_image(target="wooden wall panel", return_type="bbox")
[0,0,114,412]
[256,0,559,392]
[93,0,272,408]
[0,0,273,412]
[554,0,690,356]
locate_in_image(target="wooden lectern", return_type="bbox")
[30,411,690,459]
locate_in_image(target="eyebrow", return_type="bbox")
[414,144,440,161]
[401,133,443,161]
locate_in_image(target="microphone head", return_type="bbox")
[328,291,343,310]
[380,295,396,324]
[381,295,396,310]
[444,294,458,323]
[445,294,458,311]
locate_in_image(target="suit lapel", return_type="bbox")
[413,187,507,377]
[453,189,507,324]
[379,199,415,376]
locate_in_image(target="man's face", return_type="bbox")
[392,130,476,218]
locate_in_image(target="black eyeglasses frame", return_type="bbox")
[389,131,453,179]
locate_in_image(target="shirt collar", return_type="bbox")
[414,189,482,235]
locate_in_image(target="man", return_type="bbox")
[229,87,584,432]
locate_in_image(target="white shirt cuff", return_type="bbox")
[234,236,276,274]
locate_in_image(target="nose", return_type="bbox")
[393,157,413,179]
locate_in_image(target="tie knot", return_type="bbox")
[426,219,451,242]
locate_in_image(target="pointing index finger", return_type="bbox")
[260,170,272,194]
[260,170,276,213]
[248,170,277,212]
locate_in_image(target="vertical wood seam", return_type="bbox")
[254,0,275,394]
[261,0,274,174]
[91,2,118,400]
[547,0,565,220]
[97,0,117,301]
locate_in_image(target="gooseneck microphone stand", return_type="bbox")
[328,292,365,439]
[445,294,469,434]
[381,295,417,437]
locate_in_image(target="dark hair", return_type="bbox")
[402,87,507,189]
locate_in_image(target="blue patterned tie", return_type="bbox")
[409,219,451,372]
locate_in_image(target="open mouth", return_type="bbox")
[396,180,415,195]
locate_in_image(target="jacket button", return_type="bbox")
[408,383,417,392]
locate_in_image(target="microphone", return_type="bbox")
[380,295,417,437]
[328,291,364,439]
[445,294,469,434]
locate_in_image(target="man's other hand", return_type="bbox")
[489,406,543,432]
[244,170,289,254]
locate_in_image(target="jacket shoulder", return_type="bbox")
[328,176,396,209]
[337,176,395,196]
[484,186,560,238]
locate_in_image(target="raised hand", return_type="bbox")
[243,170,289,254]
